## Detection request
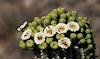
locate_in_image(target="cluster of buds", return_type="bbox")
[17,7,95,59]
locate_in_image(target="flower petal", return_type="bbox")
[44,25,56,37]
[58,37,71,49]
[56,23,68,33]
[67,22,80,32]
[34,32,45,44]
[21,29,32,40]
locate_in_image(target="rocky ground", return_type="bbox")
[0,0,100,59]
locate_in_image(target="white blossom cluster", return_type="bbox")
[19,21,80,49]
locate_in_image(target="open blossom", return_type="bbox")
[21,29,32,40]
[67,22,80,32]
[44,25,56,37]
[58,37,71,49]
[34,32,46,44]
[56,23,68,33]
[17,21,28,31]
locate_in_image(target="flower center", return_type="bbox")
[47,30,52,34]
[70,24,76,29]
[24,32,29,37]
[63,42,68,46]
[37,36,43,40]
[58,26,64,31]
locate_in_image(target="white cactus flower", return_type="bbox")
[67,22,80,32]
[44,25,56,37]
[17,21,28,31]
[58,37,71,49]
[56,23,68,33]
[34,32,45,44]
[21,29,32,40]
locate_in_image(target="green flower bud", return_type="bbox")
[56,34,65,40]
[46,38,53,44]
[26,39,34,48]
[70,33,76,39]
[57,7,65,15]
[45,15,51,20]
[66,11,71,17]
[34,17,41,24]
[84,44,93,52]
[87,39,92,44]
[78,21,85,27]
[36,25,43,31]
[85,29,91,34]
[80,28,84,33]
[85,34,92,39]
[32,21,38,27]
[41,16,46,20]
[19,40,26,49]
[77,33,83,39]
[28,23,33,27]
[71,10,77,16]
[49,9,58,15]
[87,20,90,24]
[51,13,57,20]
[43,19,50,25]
[81,19,87,24]
[34,29,38,33]
[38,42,47,50]
[59,18,66,23]
[68,16,75,21]
[52,9,58,13]
[77,16,83,21]
[51,20,57,26]
[32,27,35,30]
[60,13,66,18]
[25,26,35,31]
[88,44,93,49]
[85,24,89,28]
[78,38,86,44]
[50,41,58,49]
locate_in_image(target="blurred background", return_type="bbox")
[0,0,100,59]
